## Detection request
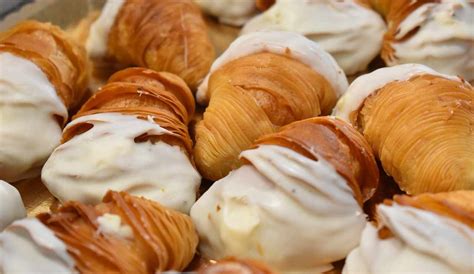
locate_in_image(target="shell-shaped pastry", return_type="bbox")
[194,31,348,181]
[39,191,198,273]
[343,191,474,274]
[87,0,215,90]
[191,117,378,272]
[42,68,200,213]
[334,64,474,194]
[371,0,474,81]
[0,21,89,182]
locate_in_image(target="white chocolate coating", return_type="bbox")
[0,180,26,231]
[333,63,463,123]
[42,112,201,213]
[241,0,386,75]
[86,0,125,58]
[194,0,257,26]
[0,218,76,273]
[0,52,68,182]
[196,31,348,104]
[343,204,474,273]
[389,0,474,81]
[191,145,365,272]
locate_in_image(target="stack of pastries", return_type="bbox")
[0,0,473,273]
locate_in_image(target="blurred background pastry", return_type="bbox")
[0,180,26,231]
[334,64,474,194]
[42,68,200,213]
[371,0,474,81]
[241,0,386,75]
[195,31,348,180]
[198,257,275,274]
[191,117,379,272]
[344,191,474,274]
[0,191,198,273]
[0,20,88,182]
[86,0,215,90]
[194,0,259,27]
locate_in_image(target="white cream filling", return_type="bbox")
[332,63,463,123]
[0,218,76,273]
[343,204,474,274]
[390,0,474,81]
[194,0,257,26]
[42,112,201,214]
[196,31,348,104]
[86,0,125,58]
[0,52,68,182]
[97,213,133,239]
[241,0,386,75]
[0,180,26,231]
[191,145,365,272]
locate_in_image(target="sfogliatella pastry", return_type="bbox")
[371,0,474,81]
[0,21,88,182]
[198,257,275,274]
[0,191,198,273]
[195,31,348,180]
[42,68,200,213]
[191,117,379,272]
[334,64,474,194]
[241,0,386,75]
[0,180,26,231]
[86,0,215,90]
[344,191,474,274]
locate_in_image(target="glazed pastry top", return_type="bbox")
[0,180,26,231]
[42,112,200,213]
[196,31,348,104]
[333,63,463,123]
[241,0,386,75]
[194,0,257,26]
[191,145,366,272]
[0,218,76,273]
[0,52,67,182]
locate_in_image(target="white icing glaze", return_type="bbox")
[0,218,76,273]
[191,145,365,272]
[0,180,26,231]
[343,204,474,274]
[42,112,201,214]
[86,0,125,58]
[0,52,67,182]
[241,0,386,75]
[333,63,463,123]
[196,31,348,104]
[97,213,133,239]
[194,0,257,26]
[389,0,474,81]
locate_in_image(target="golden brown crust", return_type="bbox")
[249,117,379,204]
[38,191,198,273]
[194,52,338,180]
[0,20,89,113]
[389,191,474,229]
[198,257,276,274]
[355,74,474,194]
[256,0,275,11]
[107,0,215,90]
[64,67,194,156]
